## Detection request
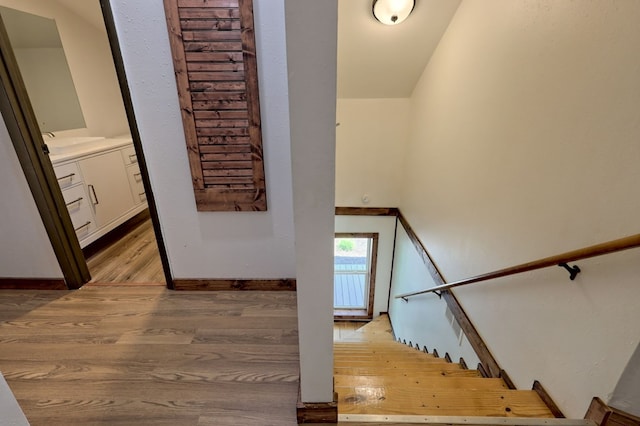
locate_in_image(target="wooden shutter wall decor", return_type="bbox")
[163,0,266,211]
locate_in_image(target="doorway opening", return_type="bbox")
[334,233,378,320]
[0,1,169,287]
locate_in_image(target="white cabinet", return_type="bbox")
[52,142,147,248]
[79,150,135,227]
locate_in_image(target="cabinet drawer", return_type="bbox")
[61,185,96,239]
[126,164,146,204]
[121,146,138,166]
[53,162,81,189]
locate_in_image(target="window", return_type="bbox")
[334,233,378,319]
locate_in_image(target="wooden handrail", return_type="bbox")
[395,233,640,300]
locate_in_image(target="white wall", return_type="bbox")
[286,0,338,404]
[610,342,640,417]
[110,0,297,280]
[397,0,640,417]
[388,226,479,367]
[335,215,396,318]
[0,0,129,137]
[335,98,409,207]
[0,120,62,278]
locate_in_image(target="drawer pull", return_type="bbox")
[128,154,138,163]
[88,184,99,205]
[133,172,142,180]
[65,197,83,207]
[74,221,91,232]
[57,172,75,182]
[139,191,146,197]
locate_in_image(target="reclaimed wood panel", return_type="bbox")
[164,0,266,211]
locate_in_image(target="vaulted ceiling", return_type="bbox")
[53,0,461,99]
[337,0,461,98]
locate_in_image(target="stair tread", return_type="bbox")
[334,375,509,390]
[334,367,482,377]
[337,388,554,417]
[334,360,458,369]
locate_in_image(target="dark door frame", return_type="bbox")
[0,3,173,289]
[100,0,173,288]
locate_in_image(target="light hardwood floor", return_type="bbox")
[0,287,299,425]
[86,217,165,285]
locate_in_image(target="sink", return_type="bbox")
[46,136,106,154]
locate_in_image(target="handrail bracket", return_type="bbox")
[558,262,581,280]
[434,290,442,299]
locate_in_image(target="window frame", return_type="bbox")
[333,232,378,320]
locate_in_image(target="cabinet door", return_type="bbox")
[79,150,135,227]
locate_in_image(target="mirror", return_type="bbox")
[0,6,86,132]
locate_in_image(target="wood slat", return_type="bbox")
[180,19,241,31]
[201,160,252,169]
[199,145,251,154]
[184,41,243,52]
[185,51,243,63]
[188,71,246,81]
[196,119,249,128]
[190,81,246,92]
[182,30,242,42]
[178,8,240,19]
[203,177,254,185]
[198,136,250,144]
[187,62,244,72]
[196,128,249,137]
[178,0,239,7]
[191,91,246,101]
[200,153,251,161]
[194,110,248,120]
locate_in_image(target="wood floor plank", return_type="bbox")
[0,288,300,425]
[86,217,165,285]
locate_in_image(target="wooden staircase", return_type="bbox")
[333,315,594,425]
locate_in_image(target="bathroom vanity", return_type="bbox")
[49,136,147,248]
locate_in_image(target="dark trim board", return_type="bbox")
[173,279,296,291]
[297,389,338,424]
[441,290,502,378]
[585,397,640,426]
[0,278,67,290]
[335,207,399,216]
[100,0,174,288]
[533,380,565,418]
[397,211,446,285]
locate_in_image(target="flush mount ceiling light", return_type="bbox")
[372,0,415,25]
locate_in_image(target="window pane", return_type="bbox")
[334,237,370,309]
